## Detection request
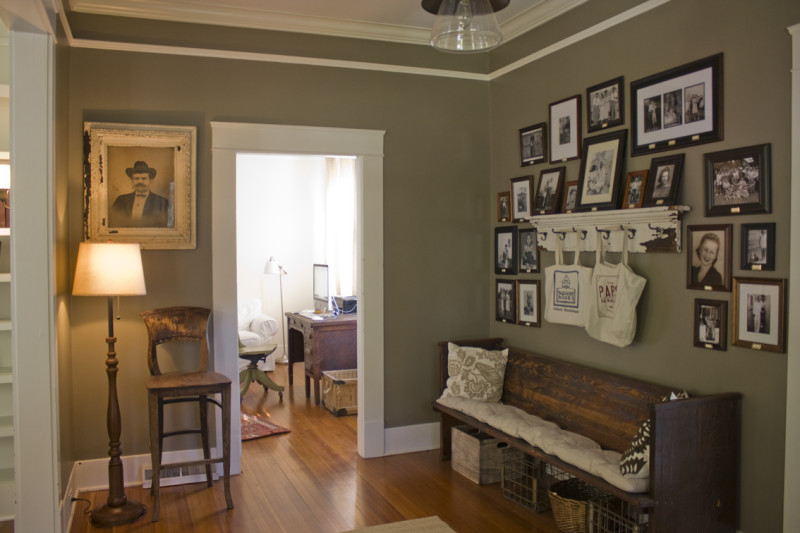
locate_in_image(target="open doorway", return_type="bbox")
[211,122,386,474]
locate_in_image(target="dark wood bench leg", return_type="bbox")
[440,413,457,461]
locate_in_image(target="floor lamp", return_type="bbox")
[264,256,288,363]
[72,242,147,527]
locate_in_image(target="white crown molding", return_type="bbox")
[501,0,590,43]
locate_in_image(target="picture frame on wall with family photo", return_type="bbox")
[732,277,785,353]
[586,76,624,133]
[643,153,684,207]
[575,129,627,211]
[549,95,581,163]
[686,224,731,292]
[704,143,771,216]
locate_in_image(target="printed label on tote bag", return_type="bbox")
[552,269,580,311]
[596,274,619,318]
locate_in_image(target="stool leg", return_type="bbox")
[222,385,233,510]
[199,395,212,486]
[148,392,162,522]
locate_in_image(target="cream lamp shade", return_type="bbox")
[264,256,280,275]
[73,242,147,296]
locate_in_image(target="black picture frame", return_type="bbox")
[496,279,517,324]
[518,228,539,273]
[630,53,723,156]
[693,299,727,351]
[643,153,684,207]
[575,129,627,211]
[740,222,775,271]
[586,76,624,133]
[533,167,565,215]
[510,176,534,222]
[561,180,578,213]
[622,170,648,209]
[732,277,786,353]
[497,192,511,222]
[520,122,547,166]
[517,280,541,327]
[495,226,518,275]
[686,224,732,292]
[549,95,581,163]
[704,143,771,216]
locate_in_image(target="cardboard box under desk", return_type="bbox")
[451,425,505,484]
[321,369,357,416]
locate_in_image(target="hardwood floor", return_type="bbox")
[67,363,561,532]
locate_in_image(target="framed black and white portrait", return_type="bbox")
[549,95,581,163]
[496,279,517,324]
[686,224,731,292]
[84,122,197,249]
[586,76,624,132]
[704,143,771,216]
[518,228,539,273]
[622,170,648,209]
[517,280,541,327]
[534,167,565,215]
[740,222,775,271]
[497,192,511,222]
[643,153,684,207]
[520,122,547,166]
[693,299,727,351]
[511,176,534,221]
[561,180,578,214]
[732,277,785,352]
[495,226,518,275]
[575,129,627,211]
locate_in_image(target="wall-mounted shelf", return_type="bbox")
[528,206,690,254]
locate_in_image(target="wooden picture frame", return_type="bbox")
[497,192,511,222]
[704,143,771,216]
[496,279,517,324]
[517,280,541,327]
[518,228,539,273]
[83,122,197,249]
[533,167,565,215]
[694,299,727,351]
[575,129,627,211]
[495,226,518,275]
[586,76,624,132]
[741,222,775,271]
[511,176,534,221]
[0,158,9,229]
[732,277,785,352]
[622,170,648,209]
[520,122,547,166]
[686,224,731,292]
[643,153,684,207]
[549,95,581,163]
[561,180,578,214]
[630,53,723,156]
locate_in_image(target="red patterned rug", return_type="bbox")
[241,413,290,441]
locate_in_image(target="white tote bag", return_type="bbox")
[585,232,647,347]
[544,237,592,327]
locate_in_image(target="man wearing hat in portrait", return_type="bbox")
[110,160,171,227]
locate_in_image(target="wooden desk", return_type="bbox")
[285,312,357,405]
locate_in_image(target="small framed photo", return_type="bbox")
[622,170,648,209]
[518,228,539,273]
[643,153,684,207]
[732,277,786,352]
[0,158,8,229]
[496,279,517,324]
[693,299,727,351]
[704,143,771,216]
[561,180,579,213]
[686,224,731,292]
[497,192,511,222]
[741,222,775,271]
[630,53,723,156]
[83,122,197,249]
[575,129,627,211]
[495,226,518,275]
[586,76,624,132]
[533,167,565,215]
[520,122,547,166]
[517,280,541,327]
[549,95,581,163]
[511,176,534,221]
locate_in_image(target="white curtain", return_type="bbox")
[325,157,357,296]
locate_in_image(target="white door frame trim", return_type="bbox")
[211,122,386,471]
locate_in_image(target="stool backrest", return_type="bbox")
[140,306,211,376]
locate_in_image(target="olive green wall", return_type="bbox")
[488,1,799,532]
[66,49,491,458]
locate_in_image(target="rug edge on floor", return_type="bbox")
[344,516,456,533]
[240,413,290,441]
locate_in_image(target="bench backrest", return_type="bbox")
[439,339,674,452]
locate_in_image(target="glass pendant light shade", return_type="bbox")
[430,0,503,53]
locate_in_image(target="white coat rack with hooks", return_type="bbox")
[527,205,690,253]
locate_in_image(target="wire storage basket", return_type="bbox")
[548,477,609,533]
[501,447,565,513]
[588,497,649,533]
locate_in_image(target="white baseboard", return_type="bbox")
[383,422,440,456]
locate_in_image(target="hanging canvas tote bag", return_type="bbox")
[585,231,647,347]
[544,237,592,326]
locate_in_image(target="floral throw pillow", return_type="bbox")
[620,391,689,479]
[440,343,508,403]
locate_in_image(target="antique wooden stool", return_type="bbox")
[238,343,284,400]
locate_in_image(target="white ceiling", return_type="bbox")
[67,0,589,46]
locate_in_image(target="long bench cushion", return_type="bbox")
[436,395,648,493]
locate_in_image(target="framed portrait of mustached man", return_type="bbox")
[84,122,197,249]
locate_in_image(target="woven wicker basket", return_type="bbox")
[548,478,606,533]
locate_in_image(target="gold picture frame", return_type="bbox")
[83,122,197,249]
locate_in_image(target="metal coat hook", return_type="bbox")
[537,230,548,241]
[648,223,666,238]
[626,227,637,240]
[552,229,568,240]
[579,229,588,240]
[596,227,611,239]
